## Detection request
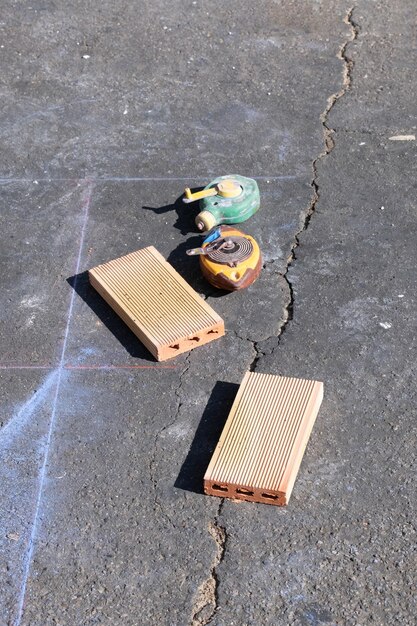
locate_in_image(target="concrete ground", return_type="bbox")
[1,0,416,624]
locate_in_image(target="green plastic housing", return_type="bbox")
[198,174,260,227]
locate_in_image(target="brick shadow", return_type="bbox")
[175,380,239,494]
[67,271,154,361]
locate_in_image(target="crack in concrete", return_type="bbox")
[190,500,227,626]
[148,352,191,527]
[190,13,360,620]
[248,7,358,371]
[320,7,359,154]
[189,11,359,622]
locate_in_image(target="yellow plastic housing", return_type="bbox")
[199,227,261,290]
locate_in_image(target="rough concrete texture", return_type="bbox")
[1,0,416,624]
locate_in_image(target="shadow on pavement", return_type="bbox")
[167,238,231,299]
[167,236,215,296]
[67,271,155,361]
[142,187,204,235]
[175,380,239,495]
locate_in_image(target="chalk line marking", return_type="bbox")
[0,370,58,442]
[0,175,300,184]
[14,180,94,626]
[0,364,179,370]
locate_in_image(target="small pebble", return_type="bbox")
[6,532,19,541]
[379,322,392,329]
[389,134,415,141]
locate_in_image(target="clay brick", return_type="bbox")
[88,246,225,361]
[204,372,323,506]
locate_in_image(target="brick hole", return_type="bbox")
[170,344,180,350]
[212,484,228,492]
[236,488,254,496]
[189,336,201,342]
[261,492,278,501]
[207,330,219,335]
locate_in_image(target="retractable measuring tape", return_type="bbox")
[187,226,262,291]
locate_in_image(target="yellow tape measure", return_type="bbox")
[187,226,262,291]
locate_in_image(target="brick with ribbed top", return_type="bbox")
[204,372,323,505]
[89,246,224,361]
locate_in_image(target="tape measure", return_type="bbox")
[187,226,262,291]
[183,174,260,231]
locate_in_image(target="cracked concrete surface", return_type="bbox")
[250,8,357,371]
[191,503,227,626]
[200,12,358,623]
[1,0,417,624]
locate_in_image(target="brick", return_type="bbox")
[88,247,225,361]
[204,372,323,505]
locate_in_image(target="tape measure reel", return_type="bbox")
[183,174,260,231]
[187,226,262,291]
